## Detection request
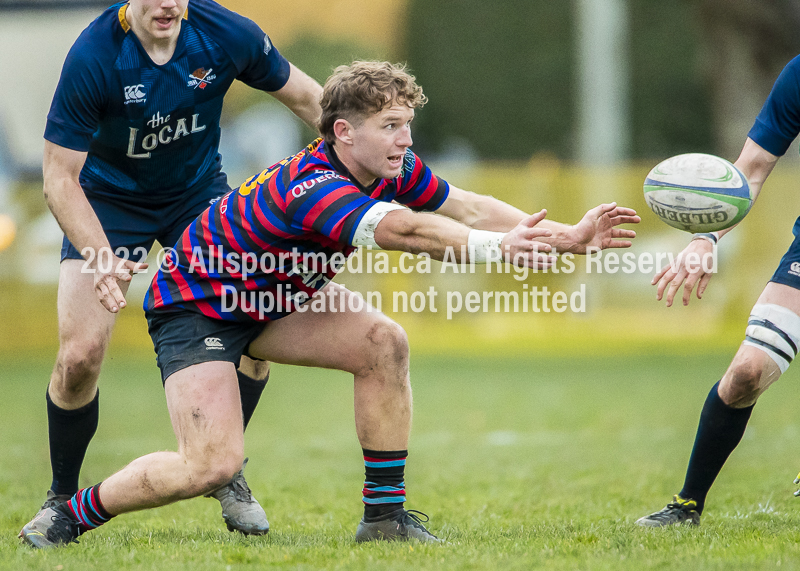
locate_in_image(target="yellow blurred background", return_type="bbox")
[223,0,407,53]
[1,159,794,358]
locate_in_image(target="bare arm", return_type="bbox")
[435,185,639,254]
[373,208,554,268]
[270,63,323,131]
[434,185,528,231]
[653,137,779,306]
[718,137,779,239]
[43,141,147,312]
[43,141,108,256]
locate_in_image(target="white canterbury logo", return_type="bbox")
[124,84,146,104]
[790,262,800,277]
[204,337,224,350]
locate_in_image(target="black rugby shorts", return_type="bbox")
[146,308,265,384]
[770,216,800,291]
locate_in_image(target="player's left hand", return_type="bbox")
[93,254,149,313]
[568,203,640,255]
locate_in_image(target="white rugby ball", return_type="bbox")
[643,153,752,233]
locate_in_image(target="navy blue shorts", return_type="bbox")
[146,309,265,384]
[770,217,800,289]
[60,172,231,261]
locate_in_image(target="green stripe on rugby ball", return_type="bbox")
[643,185,752,233]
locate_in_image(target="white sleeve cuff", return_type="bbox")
[352,202,406,249]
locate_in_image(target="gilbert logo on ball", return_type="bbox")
[643,153,752,233]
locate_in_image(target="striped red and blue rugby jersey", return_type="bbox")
[145,139,449,321]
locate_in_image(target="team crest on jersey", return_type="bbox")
[124,84,146,104]
[187,68,216,90]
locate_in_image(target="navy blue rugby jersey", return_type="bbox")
[45,0,290,202]
[749,55,800,156]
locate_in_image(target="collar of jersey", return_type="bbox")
[118,2,189,34]
[323,143,382,196]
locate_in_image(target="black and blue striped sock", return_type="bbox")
[362,449,407,521]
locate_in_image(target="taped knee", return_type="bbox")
[743,303,800,373]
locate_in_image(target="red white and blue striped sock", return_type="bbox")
[59,483,114,534]
[362,449,407,521]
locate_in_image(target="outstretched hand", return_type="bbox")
[569,203,640,255]
[652,238,715,307]
[92,253,149,313]
[502,209,557,269]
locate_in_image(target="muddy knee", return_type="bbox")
[186,452,244,496]
[361,319,409,377]
[720,358,766,406]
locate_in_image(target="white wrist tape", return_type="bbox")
[352,202,406,249]
[468,229,506,263]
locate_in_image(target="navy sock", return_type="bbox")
[47,388,99,496]
[362,449,407,521]
[238,370,268,431]
[679,381,754,513]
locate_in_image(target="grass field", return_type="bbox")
[4,348,800,569]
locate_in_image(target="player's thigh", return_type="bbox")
[248,283,403,375]
[744,280,800,374]
[147,309,263,385]
[56,259,130,352]
[721,282,800,396]
[755,281,800,315]
[164,361,244,470]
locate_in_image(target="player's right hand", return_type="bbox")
[92,253,149,313]
[502,209,557,269]
[652,238,715,307]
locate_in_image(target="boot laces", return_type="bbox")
[396,509,431,534]
[48,510,80,544]
[230,469,254,503]
[665,495,697,511]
